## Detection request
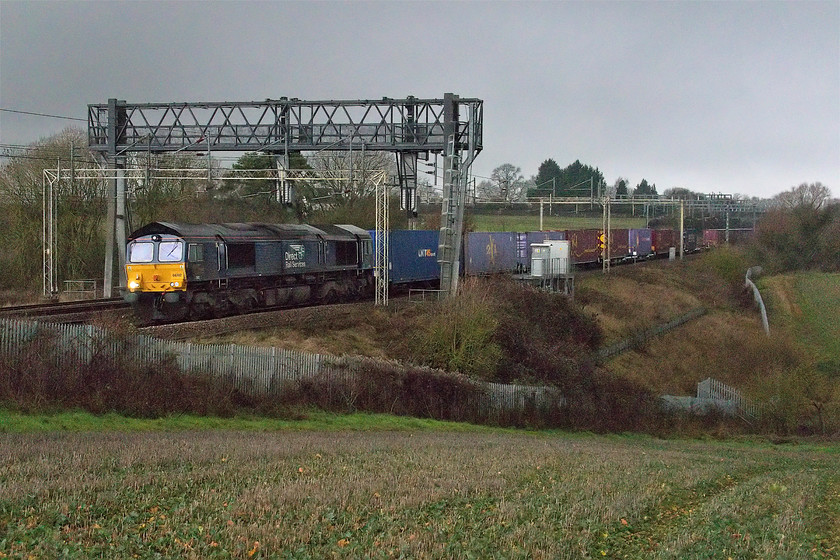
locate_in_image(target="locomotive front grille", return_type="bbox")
[126,263,187,293]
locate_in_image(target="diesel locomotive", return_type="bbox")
[124,222,374,322]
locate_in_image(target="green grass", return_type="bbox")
[793,273,840,363]
[0,409,497,434]
[763,272,840,366]
[468,213,648,232]
[1,421,837,559]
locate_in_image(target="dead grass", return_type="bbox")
[1,429,836,559]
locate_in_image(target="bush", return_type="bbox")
[0,329,286,418]
[279,357,488,423]
[488,279,602,385]
[411,278,503,379]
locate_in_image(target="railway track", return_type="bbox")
[139,299,378,340]
[0,297,130,324]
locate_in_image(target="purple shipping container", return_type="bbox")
[371,230,440,284]
[464,231,519,275]
[628,228,653,257]
[566,229,601,264]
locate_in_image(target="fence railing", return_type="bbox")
[596,307,707,361]
[0,317,560,418]
[697,377,759,419]
[62,279,97,300]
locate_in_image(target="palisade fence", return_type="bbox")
[661,378,759,420]
[0,317,561,420]
[697,377,760,419]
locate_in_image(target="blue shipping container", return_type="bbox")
[628,228,652,257]
[464,232,519,275]
[371,230,440,284]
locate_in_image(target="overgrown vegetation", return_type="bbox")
[0,328,288,419]
[749,186,839,273]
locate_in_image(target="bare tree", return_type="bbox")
[304,150,394,210]
[477,163,527,202]
[774,182,832,210]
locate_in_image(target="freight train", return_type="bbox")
[124,222,738,322]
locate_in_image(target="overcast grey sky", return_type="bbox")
[1,0,837,199]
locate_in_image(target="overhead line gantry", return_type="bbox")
[88,94,483,298]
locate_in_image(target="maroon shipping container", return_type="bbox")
[608,228,630,261]
[566,229,601,264]
[651,229,677,255]
[703,229,721,248]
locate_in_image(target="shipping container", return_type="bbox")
[608,228,630,261]
[371,230,440,285]
[683,229,700,253]
[566,229,601,264]
[651,229,677,255]
[728,229,754,245]
[628,228,653,258]
[703,229,721,248]
[464,231,520,275]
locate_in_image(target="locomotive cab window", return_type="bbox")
[128,241,154,263]
[159,241,184,262]
[188,243,204,263]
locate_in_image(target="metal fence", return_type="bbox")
[697,377,760,419]
[0,317,560,417]
[596,307,707,361]
[661,377,758,419]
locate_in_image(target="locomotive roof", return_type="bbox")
[128,222,369,243]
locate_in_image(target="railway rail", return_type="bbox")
[0,298,129,324]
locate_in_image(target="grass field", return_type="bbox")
[468,213,648,232]
[791,273,840,363]
[1,413,838,559]
[763,272,840,363]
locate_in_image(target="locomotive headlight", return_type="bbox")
[129,281,140,290]
[170,282,179,287]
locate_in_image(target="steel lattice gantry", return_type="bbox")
[88,94,483,298]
